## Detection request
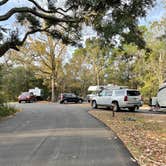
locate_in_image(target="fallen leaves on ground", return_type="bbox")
[89,110,166,166]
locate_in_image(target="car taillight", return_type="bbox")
[124,96,128,101]
[141,96,143,101]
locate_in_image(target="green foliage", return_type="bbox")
[0,0,156,56]
[0,65,44,101]
[16,13,41,30]
[105,17,166,102]
[28,36,67,101]
[0,65,6,104]
[84,0,155,48]
[105,43,140,88]
[0,104,18,117]
[64,47,93,96]
[0,14,165,102]
[84,37,110,85]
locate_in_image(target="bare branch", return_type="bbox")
[20,26,50,44]
[27,0,69,17]
[0,26,50,57]
[56,5,76,13]
[56,23,68,31]
[38,55,52,70]
[28,0,51,13]
[38,69,51,75]
[57,44,66,58]
[0,7,77,23]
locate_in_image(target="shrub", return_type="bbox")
[0,104,18,117]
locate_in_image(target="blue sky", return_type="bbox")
[139,0,165,25]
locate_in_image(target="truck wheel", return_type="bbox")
[112,102,120,112]
[63,100,68,104]
[92,100,97,109]
[78,99,83,103]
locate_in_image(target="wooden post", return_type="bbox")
[112,104,115,117]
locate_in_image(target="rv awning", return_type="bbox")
[88,86,101,91]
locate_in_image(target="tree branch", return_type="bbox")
[28,0,51,13]
[37,68,51,75]
[0,26,50,57]
[56,5,76,13]
[38,55,52,70]
[0,0,8,6]
[0,41,19,57]
[27,0,70,17]
[0,7,76,23]
[20,26,50,44]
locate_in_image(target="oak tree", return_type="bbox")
[0,0,156,56]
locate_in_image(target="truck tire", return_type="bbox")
[92,100,98,109]
[78,99,83,103]
[112,101,120,112]
[63,100,68,104]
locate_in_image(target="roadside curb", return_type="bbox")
[88,109,140,166]
[0,115,15,121]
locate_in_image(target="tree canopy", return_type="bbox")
[0,0,156,56]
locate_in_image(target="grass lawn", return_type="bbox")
[89,109,166,166]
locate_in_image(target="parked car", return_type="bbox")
[91,89,143,111]
[18,92,36,103]
[59,93,83,104]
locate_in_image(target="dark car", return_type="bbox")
[18,92,36,103]
[59,93,83,104]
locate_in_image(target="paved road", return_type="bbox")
[0,103,138,166]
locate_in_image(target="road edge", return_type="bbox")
[88,109,140,166]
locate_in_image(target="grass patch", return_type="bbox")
[0,104,19,118]
[89,110,166,166]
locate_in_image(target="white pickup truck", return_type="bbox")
[91,88,143,111]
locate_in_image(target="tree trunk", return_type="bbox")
[96,71,100,86]
[51,74,55,102]
[158,51,164,85]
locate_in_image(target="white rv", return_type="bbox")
[28,87,44,100]
[151,81,166,108]
[157,82,166,108]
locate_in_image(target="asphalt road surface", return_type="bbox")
[0,103,139,166]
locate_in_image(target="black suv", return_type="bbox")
[59,93,83,104]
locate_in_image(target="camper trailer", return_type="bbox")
[151,81,166,109]
[157,82,166,108]
[28,87,44,100]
